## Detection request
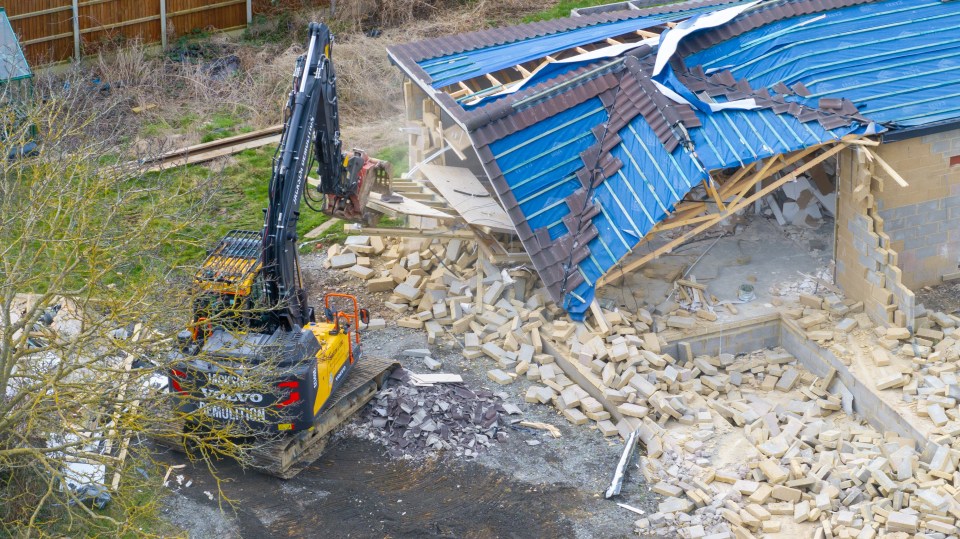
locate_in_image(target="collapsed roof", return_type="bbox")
[388,0,960,319]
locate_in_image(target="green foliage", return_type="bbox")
[522,0,682,22]
[521,0,617,22]
[176,112,199,130]
[378,215,405,228]
[199,110,245,143]
[374,145,409,175]
[140,120,167,138]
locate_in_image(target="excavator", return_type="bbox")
[166,22,396,478]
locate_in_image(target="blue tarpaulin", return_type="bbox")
[397,0,959,319]
[684,0,960,127]
[419,17,664,89]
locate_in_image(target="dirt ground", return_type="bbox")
[157,250,659,538]
[915,280,960,316]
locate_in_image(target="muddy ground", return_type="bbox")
[157,250,661,538]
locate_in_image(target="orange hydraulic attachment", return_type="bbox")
[322,293,369,363]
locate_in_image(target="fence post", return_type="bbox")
[246,0,253,24]
[160,0,167,49]
[71,0,81,60]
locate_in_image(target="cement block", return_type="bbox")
[330,252,358,269]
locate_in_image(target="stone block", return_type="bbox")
[886,327,911,340]
[666,316,697,329]
[618,403,649,419]
[886,511,918,533]
[368,277,395,293]
[347,265,375,280]
[394,283,421,301]
[487,369,514,385]
[771,485,802,503]
[329,252,357,269]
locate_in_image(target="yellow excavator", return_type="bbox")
[167,22,396,478]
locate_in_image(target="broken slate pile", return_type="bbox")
[355,368,507,459]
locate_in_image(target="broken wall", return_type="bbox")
[835,146,915,328]
[402,79,485,180]
[874,129,960,289]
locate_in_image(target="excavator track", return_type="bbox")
[249,356,397,478]
[159,356,397,479]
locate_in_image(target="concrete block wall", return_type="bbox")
[780,321,927,450]
[660,315,780,359]
[836,147,916,327]
[875,129,960,290]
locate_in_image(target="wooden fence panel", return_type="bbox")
[78,0,162,52]
[6,0,333,66]
[5,0,268,66]
[167,0,247,39]
[5,1,75,65]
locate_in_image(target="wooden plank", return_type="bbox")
[590,300,611,335]
[419,164,515,234]
[303,218,341,240]
[109,323,142,492]
[367,191,455,220]
[677,279,706,290]
[472,229,530,264]
[868,149,910,188]
[143,134,281,172]
[347,227,474,240]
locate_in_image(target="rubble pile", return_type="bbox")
[761,170,836,229]
[768,267,837,299]
[354,368,510,459]
[328,232,960,537]
[634,369,945,539]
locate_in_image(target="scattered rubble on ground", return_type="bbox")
[327,231,960,537]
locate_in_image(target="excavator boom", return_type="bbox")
[165,23,396,479]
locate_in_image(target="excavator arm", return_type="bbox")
[262,22,389,329]
[262,22,333,330]
[310,24,392,222]
[313,24,345,197]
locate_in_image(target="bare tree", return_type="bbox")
[0,66,278,536]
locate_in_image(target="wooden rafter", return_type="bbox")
[484,73,503,86]
[728,155,782,208]
[704,179,726,212]
[596,141,853,287]
[445,26,661,101]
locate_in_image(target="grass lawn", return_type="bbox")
[522,0,685,22]
[155,144,336,273]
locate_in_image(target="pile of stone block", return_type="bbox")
[628,347,960,539]
[325,234,960,537]
[762,173,836,228]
